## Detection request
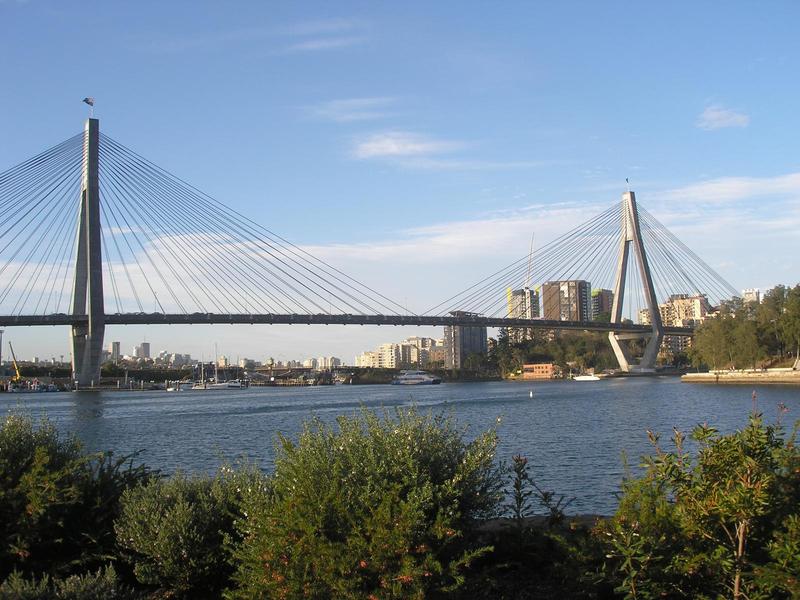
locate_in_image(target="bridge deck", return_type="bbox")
[0,313,693,336]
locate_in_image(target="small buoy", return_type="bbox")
[529,390,533,398]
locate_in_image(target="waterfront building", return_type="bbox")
[302,358,317,369]
[505,286,540,342]
[541,280,591,321]
[591,289,614,321]
[355,351,378,368]
[316,356,342,370]
[398,336,440,367]
[377,343,400,369]
[743,288,761,304]
[522,363,560,380]
[444,311,488,370]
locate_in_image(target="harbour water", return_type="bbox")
[3,378,798,515]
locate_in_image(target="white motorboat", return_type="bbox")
[391,370,442,385]
[166,381,193,392]
[573,374,601,381]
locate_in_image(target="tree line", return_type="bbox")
[691,284,800,370]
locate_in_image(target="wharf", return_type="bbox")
[682,368,800,385]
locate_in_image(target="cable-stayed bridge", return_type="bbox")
[0,119,737,383]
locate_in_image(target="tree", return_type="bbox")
[601,413,800,600]
[757,286,787,358]
[733,318,764,370]
[780,285,800,369]
[692,314,736,370]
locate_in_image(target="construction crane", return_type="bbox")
[8,342,22,383]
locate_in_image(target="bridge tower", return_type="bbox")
[70,118,105,386]
[608,190,664,372]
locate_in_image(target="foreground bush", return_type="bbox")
[115,467,263,598]
[0,565,140,600]
[600,412,800,599]
[0,413,152,580]
[229,407,503,599]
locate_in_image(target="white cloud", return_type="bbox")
[133,18,368,54]
[283,36,366,53]
[277,18,369,53]
[352,131,464,159]
[394,157,558,171]
[656,172,800,204]
[275,18,367,37]
[696,105,750,130]
[303,203,604,265]
[310,97,395,122]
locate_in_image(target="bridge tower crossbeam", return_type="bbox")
[70,118,105,386]
[608,190,664,372]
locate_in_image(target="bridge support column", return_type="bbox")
[608,191,663,372]
[71,118,105,386]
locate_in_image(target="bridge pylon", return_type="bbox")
[608,190,663,372]
[70,118,105,386]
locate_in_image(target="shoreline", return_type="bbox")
[682,369,800,385]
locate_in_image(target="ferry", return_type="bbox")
[391,370,442,385]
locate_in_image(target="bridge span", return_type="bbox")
[0,116,737,383]
[0,312,693,336]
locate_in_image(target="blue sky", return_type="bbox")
[1,1,799,362]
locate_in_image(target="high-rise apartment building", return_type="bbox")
[397,336,440,367]
[655,294,712,354]
[355,351,378,368]
[377,343,400,369]
[742,288,761,304]
[134,342,150,359]
[541,280,591,321]
[109,341,121,363]
[505,286,540,342]
[443,311,488,369]
[591,289,614,320]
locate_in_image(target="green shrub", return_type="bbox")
[600,413,800,600]
[228,407,503,599]
[0,565,140,599]
[115,466,262,598]
[0,412,152,580]
[754,513,800,598]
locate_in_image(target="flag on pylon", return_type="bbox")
[82,97,95,106]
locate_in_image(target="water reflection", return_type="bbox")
[2,379,798,514]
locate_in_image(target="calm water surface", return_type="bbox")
[4,378,799,515]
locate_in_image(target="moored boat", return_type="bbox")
[391,370,442,385]
[573,374,601,381]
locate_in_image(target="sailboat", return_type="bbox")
[191,359,242,389]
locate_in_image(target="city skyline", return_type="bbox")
[1,2,798,360]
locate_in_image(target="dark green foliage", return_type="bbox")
[600,413,800,599]
[691,283,800,370]
[491,329,618,377]
[115,467,262,598]
[754,514,800,598]
[0,412,152,580]
[228,407,503,599]
[0,565,141,600]
[452,454,598,600]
